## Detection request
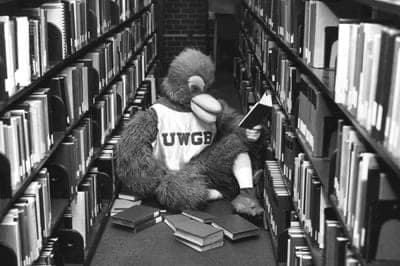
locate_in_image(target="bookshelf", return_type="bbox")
[242,1,400,180]
[0,0,158,265]
[238,0,400,265]
[239,26,332,194]
[0,27,157,221]
[0,4,153,115]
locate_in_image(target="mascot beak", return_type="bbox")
[191,93,222,123]
[188,75,222,123]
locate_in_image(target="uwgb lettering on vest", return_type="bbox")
[161,131,213,146]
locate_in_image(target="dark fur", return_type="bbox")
[116,48,254,211]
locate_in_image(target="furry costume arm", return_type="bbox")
[115,109,166,197]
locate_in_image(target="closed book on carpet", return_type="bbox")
[175,236,223,252]
[133,216,163,233]
[111,205,160,229]
[110,198,142,216]
[164,214,193,232]
[211,214,260,240]
[181,210,215,224]
[174,219,223,246]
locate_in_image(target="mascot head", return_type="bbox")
[162,48,222,122]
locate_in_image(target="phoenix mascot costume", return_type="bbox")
[116,48,264,215]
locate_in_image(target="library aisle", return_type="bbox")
[2,0,400,265]
[87,61,277,265]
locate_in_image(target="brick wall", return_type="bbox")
[160,0,210,72]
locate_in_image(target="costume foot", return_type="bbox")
[231,188,264,216]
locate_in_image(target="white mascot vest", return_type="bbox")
[151,103,217,171]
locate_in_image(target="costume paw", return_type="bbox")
[231,189,264,216]
[245,125,262,142]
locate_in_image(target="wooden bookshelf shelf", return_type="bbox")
[242,2,400,181]
[0,3,153,115]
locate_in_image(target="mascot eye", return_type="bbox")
[190,84,202,94]
[188,75,205,93]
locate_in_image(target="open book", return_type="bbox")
[238,93,273,129]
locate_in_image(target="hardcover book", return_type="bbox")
[239,92,273,129]
[164,214,192,232]
[175,236,223,252]
[132,216,163,233]
[173,219,223,246]
[211,214,260,241]
[110,198,142,216]
[181,210,215,224]
[111,205,160,229]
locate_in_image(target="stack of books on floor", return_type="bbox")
[164,209,215,232]
[111,204,162,232]
[173,217,224,252]
[164,210,261,252]
[110,193,142,217]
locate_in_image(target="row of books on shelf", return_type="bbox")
[0,0,155,100]
[0,76,156,265]
[291,153,325,250]
[262,160,291,262]
[236,38,334,159]
[237,45,400,260]
[243,0,365,67]
[234,63,400,263]
[263,157,367,266]
[242,0,400,161]
[297,74,336,158]
[60,146,119,252]
[286,221,313,266]
[333,121,400,259]
[269,98,400,263]
[0,154,112,266]
[0,168,52,266]
[0,25,157,197]
[334,21,400,156]
[237,31,274,100]
[243,0,304,52]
